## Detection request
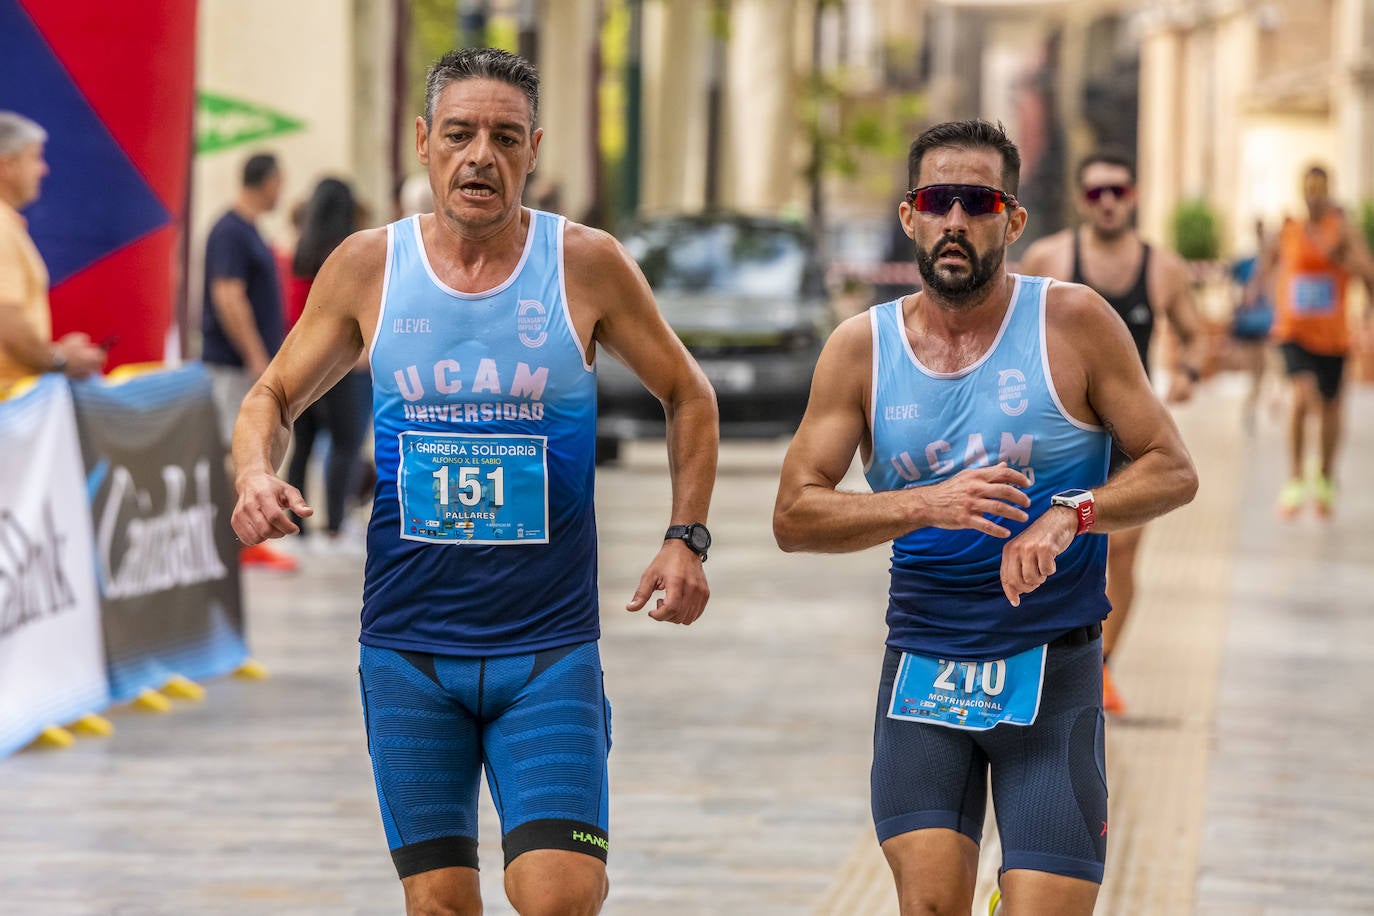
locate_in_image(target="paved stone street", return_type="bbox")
[1,379,1371,914]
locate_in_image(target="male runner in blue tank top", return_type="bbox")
[229,48,718,916]
[774,121,1197,914]
[1019,149,1205,715]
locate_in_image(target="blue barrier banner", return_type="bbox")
[0,375,111,757]
[70,365,246,701]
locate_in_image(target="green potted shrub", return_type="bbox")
[1170,198,1221,262]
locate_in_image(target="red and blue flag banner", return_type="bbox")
[0,0,196,369]
[0,376,111,759]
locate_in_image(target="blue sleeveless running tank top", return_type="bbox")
[363,211,599,655]
[863,275,1111,661]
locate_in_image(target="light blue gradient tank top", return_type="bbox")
[863,276,1111,660]
[363,211,599,654]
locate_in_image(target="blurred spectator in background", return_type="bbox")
[203,151,285,439]
[395,171,432,219]
[284,177,372,554]
[204,150,295,570]
[0,111,107,392]
[1228,218,1277,433]
[526,175,561,214]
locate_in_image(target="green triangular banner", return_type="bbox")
[196,91,305,154]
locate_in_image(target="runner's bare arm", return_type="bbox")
[1336,216,1374,305]
[1154,248,1206,402]
[999,285,1197,605]
[230,228,384,544]
[774,315,1031,553]
[1049,283,1197,533]
[565,224,717,624]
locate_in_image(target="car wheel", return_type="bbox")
[595,436,622,466]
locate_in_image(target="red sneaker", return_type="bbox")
[239,542,299,572]
[1102,663,1126,715]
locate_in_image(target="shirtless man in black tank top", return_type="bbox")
[1019,149,1205,714]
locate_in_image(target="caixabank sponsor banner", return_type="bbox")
[71,365,246,702]
[0,376,111,758]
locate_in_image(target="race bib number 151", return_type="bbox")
[398,432,549,544]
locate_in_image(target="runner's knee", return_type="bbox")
[894,887,974,916]
[401,867,482,916]
[404,900,479,916]
[505,855,607,916]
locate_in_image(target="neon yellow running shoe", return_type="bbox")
[1314,476,1335,519]
[1276,478,1306,519]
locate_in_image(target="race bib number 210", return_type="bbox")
[887,644,1046,731]
[398,431,549,544]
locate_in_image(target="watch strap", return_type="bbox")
[1071,500,1096,535]
[664,523,709,561]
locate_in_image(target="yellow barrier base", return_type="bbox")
[131,688,172,713]
[233,658,270,680]
[69,714,115,737]
[31,725,75,749]
[104,361,165,383]
[161,675,205,702]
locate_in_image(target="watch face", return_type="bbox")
[1056,489,1090,500]
[688,525,711,552]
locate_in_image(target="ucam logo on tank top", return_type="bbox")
[864,275,1112,661]
[364,211,600,656]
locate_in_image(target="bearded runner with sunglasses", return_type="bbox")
[1018,149,1206,716]
[774,121,1196,914]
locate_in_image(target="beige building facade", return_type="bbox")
[1138,0,1374,256]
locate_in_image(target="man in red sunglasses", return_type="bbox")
[775,121,1196,915]
[1019,149,1207,716]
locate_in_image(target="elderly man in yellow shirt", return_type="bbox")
[0,111,107,392]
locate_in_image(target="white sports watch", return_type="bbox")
[1050,488,1096,535]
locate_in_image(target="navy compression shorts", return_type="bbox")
[871,632,1108,884]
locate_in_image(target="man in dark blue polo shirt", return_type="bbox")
[203,151,293,569]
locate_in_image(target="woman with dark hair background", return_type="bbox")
[285,177,373,553]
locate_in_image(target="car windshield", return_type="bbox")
[623,221,811,297]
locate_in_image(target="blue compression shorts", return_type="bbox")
[358,640,611,878]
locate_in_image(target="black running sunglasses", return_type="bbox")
[904,183,1019,216]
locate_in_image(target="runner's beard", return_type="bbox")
[914,236,1004,309]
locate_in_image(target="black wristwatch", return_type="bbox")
[664,523,711,562]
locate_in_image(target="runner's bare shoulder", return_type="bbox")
[312,227,389,314]
[561,220,635,284]
[1043,277,1125,336]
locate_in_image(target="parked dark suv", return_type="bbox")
[596,213,832,463]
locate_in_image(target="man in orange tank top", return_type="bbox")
[1265,165,1374,517]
